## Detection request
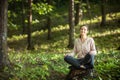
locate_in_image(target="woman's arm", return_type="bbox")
[89,38,97,55]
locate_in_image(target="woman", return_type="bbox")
[64,25,97,69]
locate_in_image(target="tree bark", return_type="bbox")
[75,0,82,26]
[100,0,106,27]
[47,0,52,40]
[47,16,51,40]
[22,0,26,34]
[68,0,75,48]
[86,0,92,33]
[27,0,33,50]
[0,0,10,70]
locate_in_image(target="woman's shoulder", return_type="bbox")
[87,37,94,41]
[88,37,93,39]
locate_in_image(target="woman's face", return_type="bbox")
[80,26,88,36]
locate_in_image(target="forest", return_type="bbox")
[0,0,120,80]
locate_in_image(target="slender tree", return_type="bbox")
[100,0,106,27]
[86,0,92,33]
[47,0,52,40]
[0,0,10,70]
[75,0,82,26]
[68,0,75,48]
[27,0,33,50]
[21,0,26,34]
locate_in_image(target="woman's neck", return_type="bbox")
[80,35,87,42]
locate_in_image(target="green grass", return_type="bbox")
[7,50,120,80]
[8,51,68,80]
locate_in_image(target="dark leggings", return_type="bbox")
[64,53,94,69]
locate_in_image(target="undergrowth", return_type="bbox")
[5,50,120,80]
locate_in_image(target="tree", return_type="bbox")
[21,0,26,34]
[0,0,10,71]
[86,0,92,32]
[32,1,53,40]
[47,0,52,40]
[75,0,82,26]
[100,0,106,27]
[68,0,75,48]
[27,0,33,50]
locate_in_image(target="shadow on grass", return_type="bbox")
[94,32,120,50]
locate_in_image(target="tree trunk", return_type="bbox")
[27,0,33,50]
[47,0,52,40]
[86,0,92,33]
[75,0,82,26]
[0,0,10,70]
[100,0,106,27]
[68,0,75,48]
[47,16,51,40]
[22,0,26,34]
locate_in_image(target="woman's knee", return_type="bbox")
[87,53,95,59]
[88,54,95,67]
[64,55,72,61]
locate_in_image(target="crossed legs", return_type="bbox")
[64,53,95,69]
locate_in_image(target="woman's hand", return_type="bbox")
[64,54,69,57]
[89,52,96,55]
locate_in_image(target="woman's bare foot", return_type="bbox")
[80,65,86,69]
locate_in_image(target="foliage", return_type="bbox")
[95,50,120,79]
[6,51,68,80]
[32,3,54,15]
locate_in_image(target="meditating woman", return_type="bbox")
[64,25,97,69]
